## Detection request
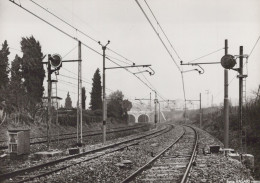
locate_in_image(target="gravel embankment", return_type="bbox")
[189,126,253,182]
[28,125,184,183]
[0,124,150,175]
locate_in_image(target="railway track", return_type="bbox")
[0,124,172,183]
[0,124,147,150]
[121,125,198,183]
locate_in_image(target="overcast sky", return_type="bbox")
[0,0,259,109]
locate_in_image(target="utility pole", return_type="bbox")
[47,55,52,150]
[199,93,202,128]
[223,39,229,148]
[158,102,161,123]
[185,94,202,128]
[55,75,59,125]
[257,85,260,101]
[238,46,247,153]
[78,41,83,144]
[99,41,110,144]
[205,90,210,107]
[154,91,158,127]
[77,41,82,144]
[150,92,152,111]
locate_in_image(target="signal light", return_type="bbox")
[49,54,62,69]
[221,54,236,69]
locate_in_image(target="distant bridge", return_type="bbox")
[127,110,166,123]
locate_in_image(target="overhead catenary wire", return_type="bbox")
[106,54,133,66]
[248,35,260,57]
[143,0,182,61]
[106,56,166,101]
[30,0,135,66]
[10,0,167,103]
[9,0,103,57]
[138,68,167,101]
[135,0,186,104]
[30,0,99,43]
[138,0,183,102]
[106,48,135,65]
[134,0,181,72]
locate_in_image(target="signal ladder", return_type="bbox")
[241,57,248,153]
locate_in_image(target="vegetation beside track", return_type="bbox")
[186,92,260,179]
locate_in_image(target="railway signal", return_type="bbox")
[49,54,62,69]
[44,43,83,148]
[46,54,63,149]
[220,54,236,69]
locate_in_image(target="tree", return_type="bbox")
[89,68,102,110]
[0,40,10,116]
[65,92,72,109]
[122,99,132,117]
[21,36,45,119]
[0,40,10,90]
[9,55,24,113]
[107,90,132,121]
[82,87,86,110]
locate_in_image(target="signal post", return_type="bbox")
[45,45,83,149]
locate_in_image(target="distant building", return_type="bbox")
[65,92,72,109]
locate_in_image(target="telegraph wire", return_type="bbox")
[188,48,224,63]
[30,0,99,43]
[59,73,114,92]
[228,35,260,85]
[57,88,77,95]
[249,35,260,57]
[10,0,167,103]
[30,0,135,66]
[59,74,92,85]
[106,56,166,101]
[62,44,78,59]
[10,1,76,43]
[58,79,78,87]
[106,48,135,65]
[17,0,164,95]
[9,0,103,57]
[106,54,133,66]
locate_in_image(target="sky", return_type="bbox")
[0,0,259,109]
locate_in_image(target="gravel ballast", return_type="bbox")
[189,126,253,182]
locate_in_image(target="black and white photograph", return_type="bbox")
[0,0,260,182]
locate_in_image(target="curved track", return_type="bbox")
[121,125,198,183]
[0,125,172,183]
[0,124,146,150]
